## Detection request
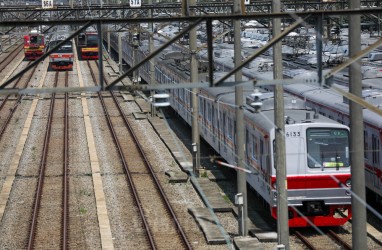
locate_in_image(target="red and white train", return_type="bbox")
[107,32,352,227]
[169,84,352,227]
[47,27,74,70]
[23,30,45,60]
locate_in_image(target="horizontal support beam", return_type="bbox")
[0,77,320,95]
[0,9,381,26]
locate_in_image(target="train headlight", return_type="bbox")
[345,179,351,187]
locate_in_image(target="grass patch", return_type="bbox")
[79,207,87,214]
[79,190,92,196]
[222,194,231,204]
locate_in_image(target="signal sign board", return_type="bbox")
[130,0,141,7]
[42,0,54,9]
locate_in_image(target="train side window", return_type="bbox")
[222,112,226,135]
[227,117,233,140]
[364,130,369,161]
[234,121,236,145]
[180,89,184,101]
[246,129,250,159]
[199,96,203,116]
[372,134,380,164]
[155,68,160,82]
[210,103,213,122]
[186,91,190,106]
[206,101,210,122]
[207,103,214,122]
[204,101,208,122]
[252,135,258,162]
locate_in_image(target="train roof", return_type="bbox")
[49,32,71,42]
[201,87,343,131]
[284,82,382,128]
[362,77,382,89]
[85,26,97,33]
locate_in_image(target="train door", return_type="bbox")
[259,138,266,190]
[264,138,271,189]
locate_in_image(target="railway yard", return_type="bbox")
[2,2,382,249]
[0,32,379,250]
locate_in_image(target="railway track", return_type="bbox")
[87,60,192,249]
[294,224,382,250]
[0,42,23,73]
[294,229,352,250]
[27,71,70,249]
[0,62,37,138]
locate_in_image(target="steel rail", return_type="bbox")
[294,230,318,250]
[62,71,69,249]
[327,230,352,250]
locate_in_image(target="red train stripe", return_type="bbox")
[271,174,351,189]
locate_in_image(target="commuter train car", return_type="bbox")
[76,26,98,60]
[48,30,74,70]
[164,77,352,227]
[108,32,352,227]
[23,30,45,60]
[283,82,382,204]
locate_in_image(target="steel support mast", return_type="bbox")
[189,0,200,177]
[234,0,248,236]
[273,0,289,248]
[149,0,156,117]
[349,0,367,248]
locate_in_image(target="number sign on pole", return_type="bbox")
[130,0,141,7]
[42,0,54,9]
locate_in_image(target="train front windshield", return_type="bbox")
[86,34,98,47]
[30,35,43,45]
[50,41,73,53]
[307,128,350,169]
